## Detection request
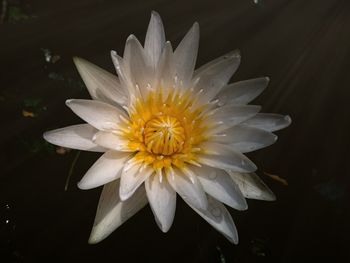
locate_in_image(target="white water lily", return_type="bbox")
[44,11,291,244]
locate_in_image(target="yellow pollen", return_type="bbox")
[123,89,209,172]
[144,115,185,155]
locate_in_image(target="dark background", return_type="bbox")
[1,0,349,262]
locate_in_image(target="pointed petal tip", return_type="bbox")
[285,115,292,125]
[192,22,200,34]
[65,99,73,106]
[236,200,248,211]
[88,231,102,245]
[158,221,171,233]
[263,132,279,145]
[153,215,171,233]
[119,190,131,202]
[264,190,276,201]
[77,181,89,190]
[247,161,258,173]
[161,226,170,233]
[119,193,127,201]
[265,76,270,82]
[42,131,49,141]
[72,56,81,63]
[230,235,239,244]
[233,49,241,57]
[241,204,248,211]
[151,10,161,18]
[126,34,137,42]
[226,221,239,244]
[42,130,60,146]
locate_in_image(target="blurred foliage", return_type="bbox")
[250,237,271,258]
[22,98,47,117]
[1,0,36,24]
[216,246,226,263]
[41,48,61,64]
[19,137,55,154]
[7,6,29,22]
[314,179,347,202]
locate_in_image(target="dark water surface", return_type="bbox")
[1,0,349,262]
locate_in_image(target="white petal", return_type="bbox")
[123,35,152,99]
[193,50,241,105]
[228,171,276,201]
[156,41,174,97]
[173,22,199,87]
[145,175,176,232]
[198,142,257,172]
[73,57,127,105]
[192,166,247,210]
[207,105,261,134]
[43,124,105,152]
[185,195,238,244]
[144,11,166,70]
[93,131,132,152]
[166,168,207,210]
[119,162,153,201]
[211,125,277,153]
[217,77,269,106]
[88,180,147,244]
[110,50,123,76]
[65,99,126,131]
[110,50,133,95]
[241,113,292,132]
[78,150,131,190]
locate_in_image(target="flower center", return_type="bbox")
[123,90,209,172]
[144,115,185,155]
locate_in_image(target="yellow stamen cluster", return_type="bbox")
[122,88,208,172]
[144,115,185,155]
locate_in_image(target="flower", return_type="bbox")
[43,11,291,244]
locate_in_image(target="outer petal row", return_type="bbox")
[73,57,127,106]
[192,165,247,210]
[89,180,148,244]
[145,174,176,233]
[217,77,269,106]
[65,99,127,132]
[193,50,241,106]
[78,151,131,190]
[119,162,154,201]
[206,105,261,134]
[198,142,257,172]
[228,171,276,201]
[242,113,292,132]
[167,168,208,210]
[43,124,105,152]
[144,11,166,71]
[173,22,200,87]
[185,195,239,244]
[210,125,278,153]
